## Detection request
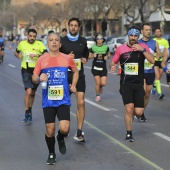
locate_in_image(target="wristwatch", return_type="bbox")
[141,48,146,53]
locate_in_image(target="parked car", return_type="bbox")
[107,37,125,54]
[85,36,96,49]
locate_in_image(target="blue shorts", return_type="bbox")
[144,73,155,85]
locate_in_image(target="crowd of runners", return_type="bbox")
[1,17,169,165]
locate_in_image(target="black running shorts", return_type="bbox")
[91,68,107,77]
[154,61,162,69]
[119,83,145,108]
[43,105,70,123]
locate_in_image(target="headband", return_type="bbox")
[128,28,140,37]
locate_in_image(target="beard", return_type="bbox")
[70,30,78,36]
[129,39,137,45]
[28,39,35,44]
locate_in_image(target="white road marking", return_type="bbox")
[8,64,16,68]
[161,83,169,87]
[154,132,170,142]
[85,98,117,111]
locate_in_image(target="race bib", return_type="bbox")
[74,59,81,70]
[93,66,103,71]
[48,85,64,100]
[144,59,154,70]
[124,63,138,75]
[159,45,164,53]
[24,52,35,63]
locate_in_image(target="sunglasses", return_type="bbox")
[96,38,103,40]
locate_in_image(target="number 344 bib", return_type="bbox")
[124,63,138,75]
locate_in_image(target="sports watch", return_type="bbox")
[141,48,146,53]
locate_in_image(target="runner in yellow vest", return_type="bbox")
[151,28,169,99]
[14,28,47,123]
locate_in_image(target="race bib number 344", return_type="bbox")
[48,85,64,100]
[124,63,138,75]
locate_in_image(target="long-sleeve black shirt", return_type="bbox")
[60,36,89,76]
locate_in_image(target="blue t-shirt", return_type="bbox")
[41,67,70,108]
[0,37,4,47]
[138,38,156,73]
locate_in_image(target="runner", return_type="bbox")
[32,33,78,165]
[151,28,169,99]
[0,30,6,63]
[110,26,154,142]
[138,23,160,121]
[42,30,54,50]
[89,33,110,101]
[161,39,170,87]
[14,29,47,123]
[61,28,67,37]
[60,18,89,142]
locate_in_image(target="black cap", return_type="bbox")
[62,28,67,32]
[48,30,54,35]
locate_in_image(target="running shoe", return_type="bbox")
[47,153,56,165]
[158,93,164,100]
[151,86,156,95]
[125,134,134,142]
[73,131,86,142]
[28,113,32,122]
[95,96,101,102]
[22,113,30,124]
[140,114,147,122]
[57,135,66,155]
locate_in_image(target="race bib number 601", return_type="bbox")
[48,85,64,100]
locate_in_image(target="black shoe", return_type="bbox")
[57,135,66,155]
[73,130,86,142]
[125,134,134,142]
[47,153,56,165]
[158,93,164,100]
[140,114,147,122]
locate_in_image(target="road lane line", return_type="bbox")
[161,83,169,87]
[85,98,117,111]
[8,64,16,68]
[71,111,164,170]
[154,132,170,142]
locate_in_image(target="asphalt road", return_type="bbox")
[0,42,170,170]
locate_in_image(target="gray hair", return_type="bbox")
[47,33,60,42]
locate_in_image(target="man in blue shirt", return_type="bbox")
[138,23,160,121]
